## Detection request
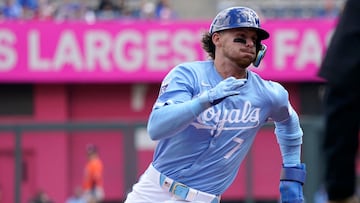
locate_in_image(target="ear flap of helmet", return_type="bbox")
[253,44,267,67]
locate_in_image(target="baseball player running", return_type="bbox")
[125,6,306,203]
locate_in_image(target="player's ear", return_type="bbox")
[253,44,267,67]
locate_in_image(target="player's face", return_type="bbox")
[214,28,258,67]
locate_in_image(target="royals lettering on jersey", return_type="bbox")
[191,101,260,137]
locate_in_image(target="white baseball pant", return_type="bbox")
[124,164,220,203]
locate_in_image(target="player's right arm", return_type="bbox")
[147,66,245,140]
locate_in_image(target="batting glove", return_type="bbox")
[199,77,246,105]
[279,163,306,203]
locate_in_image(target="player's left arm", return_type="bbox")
[275,108,306,203]
[270,83,306,203]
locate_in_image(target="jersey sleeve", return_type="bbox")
[147,64,209,140]
[267,81,292,122]
[153,64,196,109]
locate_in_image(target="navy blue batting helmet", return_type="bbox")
[209,7,269,40]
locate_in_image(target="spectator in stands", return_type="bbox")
[35,0,56,20]
[316,0,341,18]
[82,144,104,203]
[154,0,176,20]
[58,0,95,21]
[17,0,37,9]
[1,0,23,19]
[95,0,122,20]
[0,9,4,21]
[54,0,85,21]
[134,0,155,20]
[83,6,96,23]
[17,0,38,19]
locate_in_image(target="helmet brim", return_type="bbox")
[211,27,270,41]
[256,28,270,40]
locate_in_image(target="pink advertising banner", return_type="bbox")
[0,19,336,83]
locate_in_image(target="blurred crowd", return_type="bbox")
[257,0,341,19]
[0,0,343,22]
[0,0,177,22]
[217,0,343,19]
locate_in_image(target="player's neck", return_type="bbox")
[214,61,247,79]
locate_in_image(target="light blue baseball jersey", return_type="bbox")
[148,60,302,195]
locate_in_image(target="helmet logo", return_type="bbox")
[237,9,260,27]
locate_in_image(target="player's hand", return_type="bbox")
[279,163,306,203]
[201,77,247,105]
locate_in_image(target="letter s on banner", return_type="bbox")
[0,29,17,72]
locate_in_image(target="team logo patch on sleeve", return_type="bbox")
[159,77,171,96]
